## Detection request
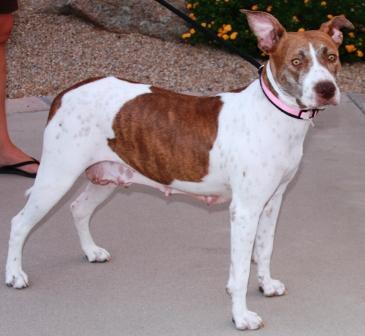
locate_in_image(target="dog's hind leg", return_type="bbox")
[5,151,89,289]
[71,182,116,262]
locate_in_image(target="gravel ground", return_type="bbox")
[6,1,365,98]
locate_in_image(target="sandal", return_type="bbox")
[0,157,40,179]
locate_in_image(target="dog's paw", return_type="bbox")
[232,310,264,330]
[84,246,111,263]
[5,269,29,289]
[259,278,286,297]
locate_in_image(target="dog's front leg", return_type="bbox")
[253,182,289,297]
[227,197,264,330]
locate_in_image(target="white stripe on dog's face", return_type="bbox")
[269,31,341,109]
[301,43,340,108]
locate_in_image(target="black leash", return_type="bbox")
[153,0,262,70]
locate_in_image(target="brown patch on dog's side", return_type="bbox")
[108,87,222,185]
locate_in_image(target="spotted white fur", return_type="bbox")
[5,75,310,328]
[5,12,347,332]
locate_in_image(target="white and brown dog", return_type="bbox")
[6,11,353,330]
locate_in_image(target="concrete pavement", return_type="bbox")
[0,93,365,336]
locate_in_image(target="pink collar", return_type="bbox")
[259,67,322,120]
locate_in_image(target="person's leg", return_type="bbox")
[0,14,38,174]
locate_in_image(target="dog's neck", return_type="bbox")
[264,61,300,109]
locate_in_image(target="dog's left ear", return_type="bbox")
[241,9,286,54]
[319,15,354,46]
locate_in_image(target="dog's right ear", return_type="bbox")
[241,9,285,54]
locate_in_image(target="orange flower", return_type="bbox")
[356,50,364,57]
[345,44,357,53]
[223,24,232,32]
[251,4,259,10]
[230,32,238,40]
[182,33,191,39]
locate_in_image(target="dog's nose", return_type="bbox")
[314,81,336,100]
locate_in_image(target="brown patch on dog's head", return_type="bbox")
[268,31,342,101]
[242,10,353,108]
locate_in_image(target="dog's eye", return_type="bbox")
[328,54,337,62]
[291,58,301,66]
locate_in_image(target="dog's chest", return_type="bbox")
[212,85,309,179]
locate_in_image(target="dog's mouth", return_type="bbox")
[315,95,340,107]
[295,97,322,111]
[305,96,340,110]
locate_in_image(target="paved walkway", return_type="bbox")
[1,94,365,336]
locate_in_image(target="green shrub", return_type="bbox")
[182,0,364,62]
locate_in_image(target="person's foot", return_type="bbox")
[0,144,39,175]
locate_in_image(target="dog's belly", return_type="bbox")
[85,161,230,205]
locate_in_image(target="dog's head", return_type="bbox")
[242,10,354,109]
